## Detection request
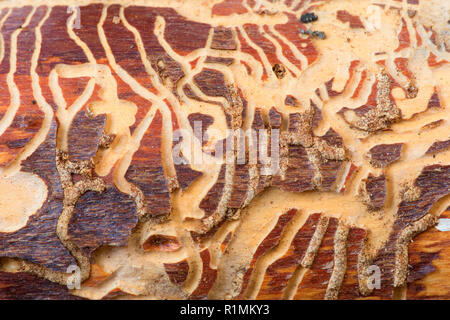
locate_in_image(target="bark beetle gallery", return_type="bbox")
[0,0,448,300]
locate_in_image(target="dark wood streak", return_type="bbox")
[336,10,364,29]
[252,109,269,195]
[339,227,367,299]
[164,259,189,285]
[238,209,298,299]
[182,83,223,107]
[257,212,319,299]
[368,143,403,168]
[193,68,230,99]
[427,89,441,109]
[188,112,214,147]
[38,6,89,111]
[143,234,181,252]
[272,113,315,193]
[125,6,210,57]
[407,212,450,299]
[205,56,235,66]
[318,128,344,190]
[294,218,338,299]
[103,5,157,90]
[426,139,450,155]
[211,26,236,50]
[364,174,386,210]
[0,0,446,300]
[244,23,282,68]
[212,0,248,16]
[227,110,264,209]
[172,109,203,191]
[0,6,44,166]
[199,164,226,218]
[274,13,318,65]
[371,165,450,298]
[268,107,282,129]
[189,249,218,300]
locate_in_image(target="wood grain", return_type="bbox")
[0,0,447,300]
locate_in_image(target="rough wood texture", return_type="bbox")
[68,186,137,257]
[125,110,171,217]
[362,174,386,210]
[0,0,448,300]
[68,111,106,162]
[0,271,84,300]
[0,121,76,271]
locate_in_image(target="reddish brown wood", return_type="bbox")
[68,110,106,162]
[0,271,84,300]
[68,186,137,257]
[0,0,447,301]
[368,143,403,168]
[190,250,218,300]
[0,121,75,272]
[211,27,236,50]
[336,10,364,29]
[364,174,386,210]
[125,110,171,217]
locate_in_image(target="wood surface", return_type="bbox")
[0,0,448,300]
